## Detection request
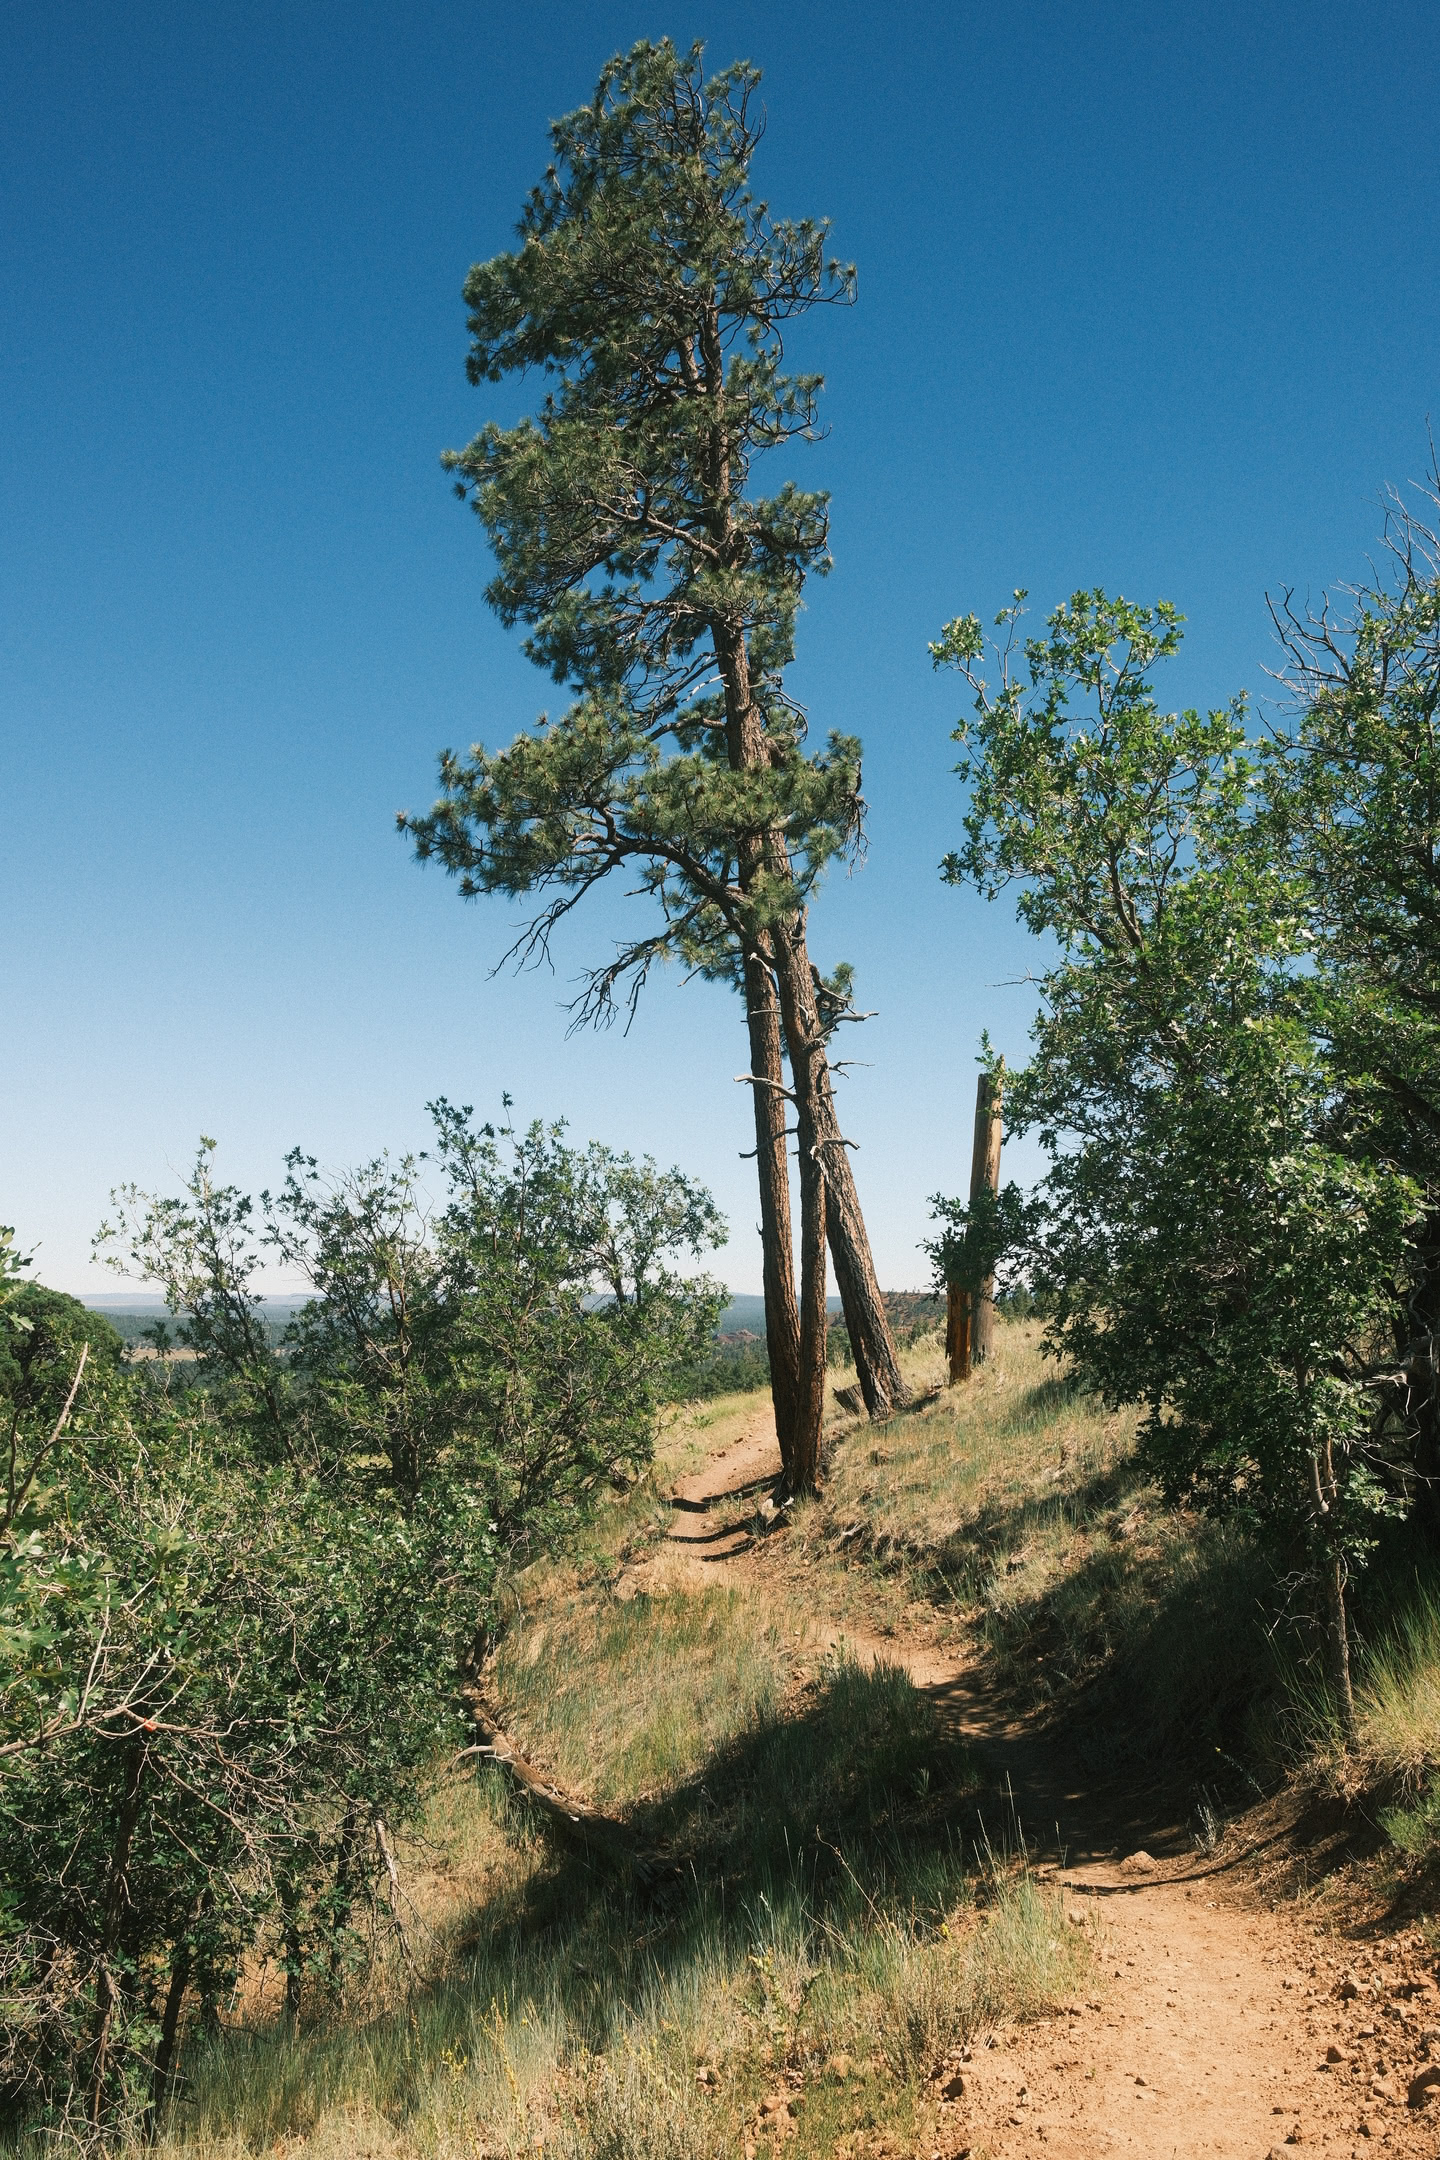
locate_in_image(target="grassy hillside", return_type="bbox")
[127,1336,1089,2160]
[106,1318,1440,2159]
[814,1325,1440,1842]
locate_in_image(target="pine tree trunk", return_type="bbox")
[711,612,901,1449]
[743,949,801,1477]
[791,1121,827,1495]
[816,1084,910,1417]
[770,922,830,1493]
[791,927,910,1418]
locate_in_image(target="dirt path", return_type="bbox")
[648,1408,1440,2158]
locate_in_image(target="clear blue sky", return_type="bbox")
[4,0,1438,1297]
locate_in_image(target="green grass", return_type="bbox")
[134,1645,1086,2160]
[1355,1579,1440,1787]
[490,1587,785,1805]
[83,1353,1131,2159]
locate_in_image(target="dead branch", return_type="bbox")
[372,1816,420,1987]
[4,1341,88,1537]
[459,1689,657,1881]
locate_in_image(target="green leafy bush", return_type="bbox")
[0,1108,723,2138]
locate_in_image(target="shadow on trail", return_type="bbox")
[919,1527,1282,1866]
[167,1657,1008,2142]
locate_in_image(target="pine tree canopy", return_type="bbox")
[403,39,865,1023]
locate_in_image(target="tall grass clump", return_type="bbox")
[121,1626,1089,2160]
[1353,1579,1440,1788]
[490,1587,784,1803]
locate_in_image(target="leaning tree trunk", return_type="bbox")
[815,1066,910,1416]
[713,609,903,1446]
[771,923,830,1494]
[789,926,910,1418]
[743,947,802,1477]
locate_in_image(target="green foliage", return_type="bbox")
[97,1104,725,1548]
[924,1182,1035,1300]
[669,1330,771,1399]
[933,576,1427,1666]
[445,37,849,715]
[1258,490,1440,1526]
[2,1107,723,2137]
[401,37,863,1023]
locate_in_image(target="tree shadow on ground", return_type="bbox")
[511,1652,985,1947]
[166,1661,1003,2146]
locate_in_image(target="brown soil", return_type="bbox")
[643,1404,1440,2159]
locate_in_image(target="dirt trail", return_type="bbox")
[649,1407,1440,2158]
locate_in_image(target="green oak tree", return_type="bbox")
[1262,478,1440,1538]
[1,1108,723,2136]
[932,589,1422,1736]
[401,38,908,1492]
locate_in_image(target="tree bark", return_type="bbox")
[90,1738,147,2124]
[1325,1548,1358,1747]
[816,1076,910,1416]
[970,1071,1005,1366]
[743,949,801,1477]
[709,546,903,1445]
[279,1875,303,2029]
[326,1804,359,2001]
[947,1281,972,1385]
[780,931,909,1418]
[771,919,832,1494]
[144,1943,191,2143]
[1309,1437,1358,1746]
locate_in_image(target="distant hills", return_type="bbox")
[716,1294,846,1336]
[79,1290,864,1343]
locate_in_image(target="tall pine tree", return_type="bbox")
[403,40,907,1486]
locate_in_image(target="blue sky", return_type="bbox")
[4,0,1438,1296]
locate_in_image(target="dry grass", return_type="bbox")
[137,1828,1088,2160]
[818,1323,1276,1767]
[822,1322,1135,1572]
[490,1586,786,1805]
[1354,1586,1440,1790]
[117,1367,1095,2160]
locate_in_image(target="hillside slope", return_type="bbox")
[135,1324,1440,2160]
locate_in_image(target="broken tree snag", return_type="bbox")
[947,1067,1004,1387]
[814,1050,911,1417]
[461,1691,654,1881]
[970,1069,1004,1365]
[947,1279,972,1386]
[769,915,831,1496]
